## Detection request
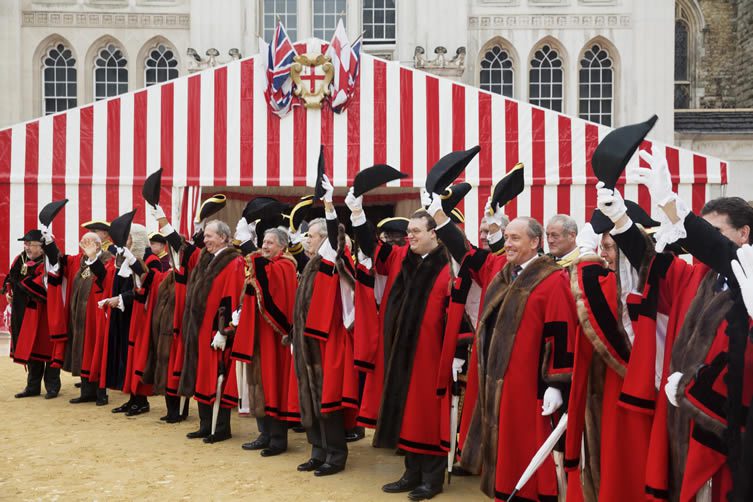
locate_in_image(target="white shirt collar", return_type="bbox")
[518,254,539,271]
[557,247,579,262]
[212,246,229,259]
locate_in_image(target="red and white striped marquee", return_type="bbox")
[0,47,728,276]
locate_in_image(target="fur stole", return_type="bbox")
[372,244,450,449]
[460,255,561,497]
[291,224,349,428]
[63,251,112,375]
[142,272,176,394]
[178,246,242,397]
[667,270,732,497]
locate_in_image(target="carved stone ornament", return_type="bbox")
[291,53,334,109]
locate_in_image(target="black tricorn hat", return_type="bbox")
[449,208,465,224]
[590,200,659,234]
[377,217,409,235]
[591,115,658,190]
[109,210,137,248]
[287,195,314,233]
[39,199,68,227]
[353,164,407,197]
[314,146,327,200]
[81,220,111,233]
[490,162,525,212]
[142,168,163,207]
[441,182,472,216]
[18,229,43,242]
[425,145,481,195]
[195,194,227,223]
[148,232,167,244]
[243,197,287,223]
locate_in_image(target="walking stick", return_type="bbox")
[211,307,228,436]
[447,380,461,485]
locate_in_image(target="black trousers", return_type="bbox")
[79,377,107,401]
[257,415,288,450]
[197,402,231,437]
[306,410,348,467]
[26,360,60,394]
[404,452,445,489]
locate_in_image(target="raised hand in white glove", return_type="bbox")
[665,371,683,407]
[39,223,53,245]
[194,220,205,234]
[541,387,564,416]
[234,217,254,243]
[322,174,335,203]
[211,331,227,351]
[231,308,241,327]
[596,181,628,223]
[420,188,433,209]
[357,248,372,269]
[344,187,363,213]
[482,197,506,228]
[289,229,303,245]
[149,204,166,221]
[731,244,753,320]
[426,192,444,218]
[635,151,675,207]
[452,358,465,382]
[576,222,600,255]
[121,246,137,265]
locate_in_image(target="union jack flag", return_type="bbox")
[326,20,363,113]
[264,22,299,117]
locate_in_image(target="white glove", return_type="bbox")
[357,248,372,269]
[231,308,241,327]
[731,244,753,320]
[149,204,166,221]
[665,371,683,407]
[596,181,628,223]
[234,217,254,243]
[635,151,675,207]
[113,246,124,256]
[576,222,600,255]
[482,197,506,228]
[289,229,303,245]
[344,187,363,214]
[426,192,444,218]
[452,358,465,382]
[322,174,334,203]
[39,223,54,245]
[121,246,137,265]
[211,331,227,351]
[541,387,564,416]
[420,188,433,209]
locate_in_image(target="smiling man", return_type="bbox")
[546,214,579,265]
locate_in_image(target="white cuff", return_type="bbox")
[325,208,338,220]
[436,218,451,230]
[318,239,337,262]
[610,217,633,236]
[488,230,504,245]
[116,295,125,312]
[160,223,175,235]
[350,212,367,227]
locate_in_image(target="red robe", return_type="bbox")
[5,255,51,365]
[353,259,382,428]
[45,253,82,368]
[566,257,659,502]
[191,250,246,408]
[233,251,299,420]
[368,243,453,457]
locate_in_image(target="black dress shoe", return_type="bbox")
[345,428,365,442]
[297,458,324,472]
[14,389,40,398]
[407,483,443,501]
[241,437,269,451]
[450,466,471,476]
[314,463,345,477]
[96,396,109,406]
[165,415,184,424]
[125,403,150,416]
[186,429,211,439]
[292,425,306,433]
[203,432,232,444]
[382,476,421,493]
[260,447,286,457]
[70,395,96,404]
[112,401,133,413]
[160,414,169,421]
[44,391,59,400]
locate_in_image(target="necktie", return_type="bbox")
[511,265,523,280]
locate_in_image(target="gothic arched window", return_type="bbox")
[480,45,514,98]
[145,44,179,86]
[43,43,77,115]
[675,20,690,108]
[93,43,128,101]
[579,43,614,126]
[529,44,563,112]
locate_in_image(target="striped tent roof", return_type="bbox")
[0,42,728,275]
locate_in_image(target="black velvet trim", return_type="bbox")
[645,485,670,500]
[355,267,375,287]
[398,437,446,453]
[253,256,293,333]
[47,274,63,286]
[495,491,538,502]
[354,360,375,371]
[451,274,472,302]
[135,370,143,376]
[686,352,728,420]
[542,321,574,369]
[377,242,392,265]
[692,423,727,454]
[21,277,47,300]
[581,264,631,363]
[563,457,579,469]
[318,261,335,276]
[230,351,252,363]
[304,327,329,340]
[465,248,489,272]
[618,392,655,410]
[49,332,67,340]
[357,416,377,426]
[193,390,214,402]
[321,400,342,410]
[489,237,505,254]
[342,397,358,406]
[174,272,187,285]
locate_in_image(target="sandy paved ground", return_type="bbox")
[0,334,485,501]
